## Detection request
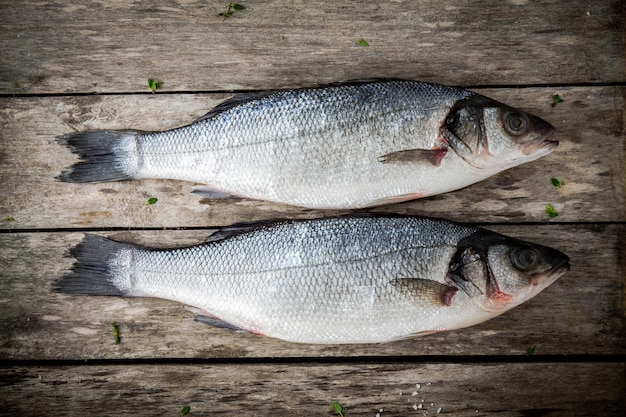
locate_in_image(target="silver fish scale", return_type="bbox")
[133,81,471,207]
[125,217,479,342]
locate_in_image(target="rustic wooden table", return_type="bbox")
[1,1,624,415]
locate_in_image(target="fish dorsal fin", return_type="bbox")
[324,78,411,87]
[390,278,458,306]
[206,223,261,242]
[379,148,448,166]
[195,91,279,122]
[205,220,283,242]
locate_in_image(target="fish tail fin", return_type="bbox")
[52,234,135,296]
[57,130,142,183]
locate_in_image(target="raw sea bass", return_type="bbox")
[57,80,556,209]
[53,216,569,344]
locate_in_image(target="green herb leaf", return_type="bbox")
[333,402,344,417]
[551,94,563,107]
[13,80,20,88]
[526,345,535,356]
[111,323,120,345]
[4,217,14,222]
[545,204,558,218]
[356,38,369,47]
[147,78,163,93]
[146,197,158,205]
[550,177,563,188]
[220,3,245,19]
[181,406,191,415]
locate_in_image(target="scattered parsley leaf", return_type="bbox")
[551,177,563,188]
[526,345,535,356]
[147,78,163,93]
[111,323,120,345]
[551,94,563,107]
[146,197,158,205]
[219,3,245,19]
[181,406,191,415]
[545,204,558,218]
[333,402,344,417]
[13,80,20,88]
[356,38,369,47]
[4,217,14,222]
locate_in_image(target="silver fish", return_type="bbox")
[58,80,556,209]
[53,216,569,344]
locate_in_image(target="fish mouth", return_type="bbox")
[521,122,557,156]
[530,254,570,287]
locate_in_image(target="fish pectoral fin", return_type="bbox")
[378,148,447,166]
[186,306,246,332]
[390,278,458,306]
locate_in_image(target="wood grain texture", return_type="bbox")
[1,363,624,416]
[1,225,623,360]
[1,86,624,229]
[0,0,624,94]
[0,0,624,415]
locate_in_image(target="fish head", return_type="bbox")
[441,95,556,173]
[448,230,570,313]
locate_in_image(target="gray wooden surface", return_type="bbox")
[2,0,624,93]
[2,363,624,416]
[0,0,624,416]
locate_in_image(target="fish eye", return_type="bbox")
[510,247,539,271]
[504,112,529,135]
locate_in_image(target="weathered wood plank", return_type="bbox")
[0,86,623,229]
[1,0,623,94]
[0,1,622,415]
[1,362,624,416]
[1,224,623,360]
